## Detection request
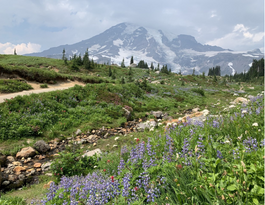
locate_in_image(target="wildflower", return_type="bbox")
[107,160,110,163]
[114,137,119,141]
[113,145,118,148]
[93,166,97,168]
[241,161,246,168]
[134,186,139,191]
[103,169,106,172]
[111,176,114,182]
[176,164,182,170]
[237,134,242,140]
[217,150,223,159]
[252,122,258,127]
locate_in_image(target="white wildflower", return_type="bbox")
[93,166,97,168]
[114,137,119,141]
[237,134,242,140]
[113,145,118,148]
[106,144,110,147]
[252,122,258,127]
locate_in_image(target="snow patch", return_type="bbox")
[228,62,235,76]
[113,39,123,46]
[71,49,78,55]
[88,44,101,52]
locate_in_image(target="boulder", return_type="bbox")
[82,148,102,158]
[34,140,50,153]
[16,147,36,159]
[87,135,98,143]
[136,120,157,132]
[150,111,163,119]
[233,97,249,104]
[41,162,52,172]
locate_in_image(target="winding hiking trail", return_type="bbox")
[0,80,86,103]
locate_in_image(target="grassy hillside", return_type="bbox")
[0,55,264,204]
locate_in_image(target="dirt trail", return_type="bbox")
[0,80,86,103]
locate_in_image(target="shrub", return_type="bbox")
[191,88,205,96]
[40,83,48,88]
[50,145,99,183]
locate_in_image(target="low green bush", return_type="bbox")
[50,145,99,183]
[40,83,48,88]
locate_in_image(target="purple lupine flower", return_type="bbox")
[117,158,125,175]
[243,137,258,153]
[122,173,131,197]
[217,150,223,159]
[212,120,219,128]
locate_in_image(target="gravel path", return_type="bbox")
[0,81,85,103]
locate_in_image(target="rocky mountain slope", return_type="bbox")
[26,23,263,75]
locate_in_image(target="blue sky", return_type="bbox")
[0,0,264,54]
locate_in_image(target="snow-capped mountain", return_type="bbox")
[26,22,263,75]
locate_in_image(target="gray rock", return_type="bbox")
[75,129,82,136]
[136,120,157,132]
[34,140,50,153]
[2,181,10,186]
[82,149,102,158]
[150,111,163,119]
[41,162,52,172]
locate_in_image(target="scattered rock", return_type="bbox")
[6,156,15,163]
[82,149,102,158]
[233,97,249,104]
[41,162,52,172]
[34,140,50,153]
[16,147,36,159]
[33,163,42,168]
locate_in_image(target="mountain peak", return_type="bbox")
[25,22,263,75]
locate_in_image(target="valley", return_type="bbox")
[0,54,263,204]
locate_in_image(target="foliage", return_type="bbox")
[191,88,205,96]
[0,196,26,205]
[40,83,48,88]
[0,79,33,93]
[50,144,99,183]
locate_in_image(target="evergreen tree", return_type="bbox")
[121,58,125,68]
[192,68,195,76]
[202,72,205,79]
[213,75,218,82]
[157,63,160,71]
[130,56,134,65]
[108,67,112,77]
[14,48,17,55]
[150,62,154,70]
[62,49,66,60]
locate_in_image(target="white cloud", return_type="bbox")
[206,24,264,51]
[0,42,41,55]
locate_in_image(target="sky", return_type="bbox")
[0,0,264,55]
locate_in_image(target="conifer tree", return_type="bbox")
[121,58,125,68]
[14,48,17,55]
[108,67,112,77]
[150,62,154,70]
[130,56,134,65]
